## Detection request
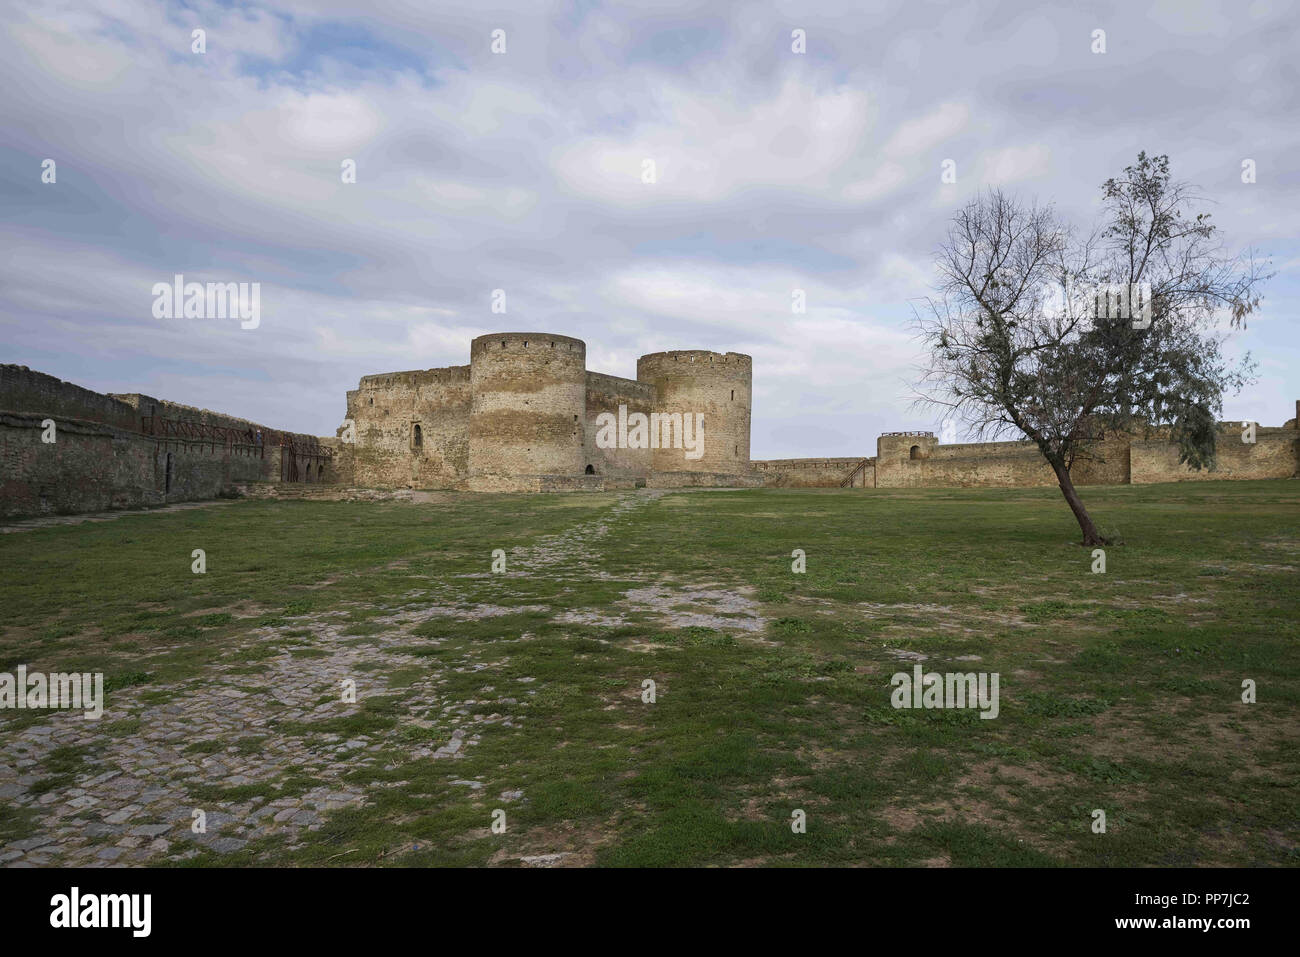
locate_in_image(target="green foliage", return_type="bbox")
[917,153,1269,542]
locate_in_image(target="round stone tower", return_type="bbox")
[469,333,587,477]
[636,350,752,473]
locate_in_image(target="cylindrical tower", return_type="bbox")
[636,350,752,473]
[469,333,586,476]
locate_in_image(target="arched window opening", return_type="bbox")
[909,445,921,459]
[412,423,423,449]
[585,464,595,474]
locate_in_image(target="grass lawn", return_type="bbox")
[0,480,1296,867]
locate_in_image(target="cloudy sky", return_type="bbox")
[3,0,1297,457]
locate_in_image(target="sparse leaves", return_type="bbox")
[913,154,1269,544]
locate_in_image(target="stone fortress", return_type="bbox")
[338,332,756,493]
[1,330,1297,519]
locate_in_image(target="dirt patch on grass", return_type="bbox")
[1085,698,1295,773]
[879,761,1072,858]
[557,580,767,637]
[487,821,615,867]
[855,600,1035,634]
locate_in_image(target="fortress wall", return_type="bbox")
[115,393,260,434]
[165,439,270,495]
[752,457,869,488]
[646,470,765,489]
[111,393,334,485]
[916,453,1056,488]
[636,350,752,473]
[540,474,608,492]
[1131,428,1298,484]
[921,436,1127,484]
[466,473,544,493]
[344,366,471,488]
[1,412,155,518]
[1,365,140,431]
[465,472,623,493]
[112,393,321,449]
[1070,437,1132,486]
[469,334,586,477]
[584,371,654,477]
[870,424,1293,489]
[315,437,343,485]
[279,447,329,485]
[7,353,1293,513]
[0,409,269,519]
[0,366,338,519]
[877,435,1126,488]
[928,439,1037,460]
[875,433,1059,488]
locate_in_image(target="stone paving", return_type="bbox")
[1,490,764,866]
[500,489,667,576]
[0,611,489,866]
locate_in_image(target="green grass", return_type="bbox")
[0,481,1296,867]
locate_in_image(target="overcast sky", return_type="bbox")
[3,0,1297,457]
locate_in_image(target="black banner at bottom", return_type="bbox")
[0,866,1278,943]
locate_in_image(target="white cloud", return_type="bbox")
[1,0,1295,450]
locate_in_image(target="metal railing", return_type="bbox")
[840,458,871,488]
[141,415,264,456]
[140,415,333,463]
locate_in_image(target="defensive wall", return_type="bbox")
[752,410,1300,489]
[0,364,333,519]
[4,344,1295,519]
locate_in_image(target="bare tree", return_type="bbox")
[914,153,1268,545]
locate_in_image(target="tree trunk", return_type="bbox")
[1049,461,1107,546]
